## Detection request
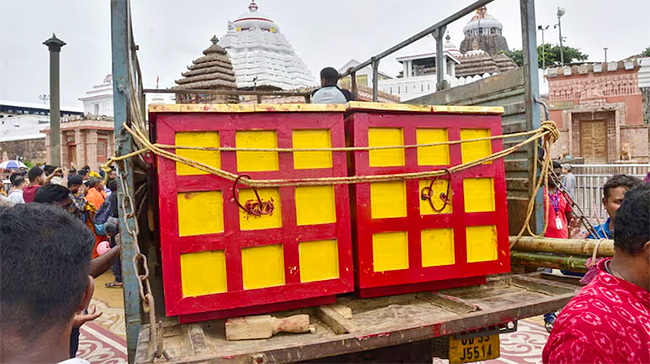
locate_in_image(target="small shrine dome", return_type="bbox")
[463,6,503,36]
[444,34,461,56]
[232,1,280,33]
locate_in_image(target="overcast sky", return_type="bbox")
[1,0,648,107]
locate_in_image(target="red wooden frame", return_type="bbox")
[150,111,354,319]
[346,111,510,297]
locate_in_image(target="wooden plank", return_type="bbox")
[316,305,357,335]
[135,273,581,363]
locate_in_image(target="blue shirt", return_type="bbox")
[586,218,612,239]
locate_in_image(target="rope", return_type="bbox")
[154,128,543,153]
[510,121,558,247]
[104,114,559,243]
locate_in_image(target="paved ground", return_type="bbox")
[80,271,550,364]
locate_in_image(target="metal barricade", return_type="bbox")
[571,164,649,222]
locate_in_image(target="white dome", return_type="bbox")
[463,16,503,33]
[233,1,280,33]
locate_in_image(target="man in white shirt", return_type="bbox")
[312,67,355,104]
[0,204,95,363]
[7,175,26,204]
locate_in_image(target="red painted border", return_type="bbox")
[152,111,354,317]
[177,295,337,324]
[347,112,510,293]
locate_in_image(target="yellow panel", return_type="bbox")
[299,240,339,282]
[421,229,455,267]
[177,191,224,236]
[175,132,220,175]
[416,128,450,166]
[460,129,492,164]
[292,129,332,169]
[463,178,496,213]
[180,251,227,297]
[238,188,282,231]
[372,231,409,272]
[368,128,405,167]
[466,225,498,263]
[370,181,407,219]
[241,244,285,289]
[419,179,452,215]
[236,130,279,172]
[295,186,336,226]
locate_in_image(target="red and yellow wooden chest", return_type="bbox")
[149,104,354,323]
[345,102,510,297]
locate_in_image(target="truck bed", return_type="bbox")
[135,273,581,363]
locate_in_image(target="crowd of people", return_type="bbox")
[0,164,122,362]
[539,166,650,363]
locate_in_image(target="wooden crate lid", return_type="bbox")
[149,103,346,113]
[345,101,504,115]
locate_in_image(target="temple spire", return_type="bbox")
[249,0,258,12]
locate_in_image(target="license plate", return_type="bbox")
[448,334,500,364]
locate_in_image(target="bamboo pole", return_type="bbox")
[509,236,614,257]
[510,251,589,273]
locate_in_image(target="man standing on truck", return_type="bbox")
[542,183,650,364]
[312,67,355,104]
[0,204,96,364]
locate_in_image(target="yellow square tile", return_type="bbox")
[368,128,405,167]
[238,188,282,231]
[236,130,279,172]
[175,132,220,175]
[242,244,285,289]
[466,225,498,263]
[460,129,492,164]
[416,128,450,166]
[419,179,452,215]
[463,178,495,213]
[421,229,455,267]
[180,251,227,297]
[177,191,224,237]
[299,239,339,282]
[372,231,409,272]
[293,129,332,169]
[295,186,336,226]
[370,181,407,219]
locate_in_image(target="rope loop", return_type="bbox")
[420,169,452,212]
[540,120,560,143]
[233,175,275,216]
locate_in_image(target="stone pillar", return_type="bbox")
[86,130,99,171]
[75,129,85,168]
[107,131,115,164]
[60,132,69,168]
[43,34,66,166]
[44,133,51,164]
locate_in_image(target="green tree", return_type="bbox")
[641,46,650,57]
[501,44,589,68]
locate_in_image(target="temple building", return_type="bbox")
[218,1,316,90]
[460,6,509,56]
[546,58,650,163]
[173,36,239,103]
[79,74,114,117]
[455,39,517,78]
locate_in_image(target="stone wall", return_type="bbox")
[620,125,649,163]
[459,35,509,56]
[0,138,46,164]
[642,87,650,125]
